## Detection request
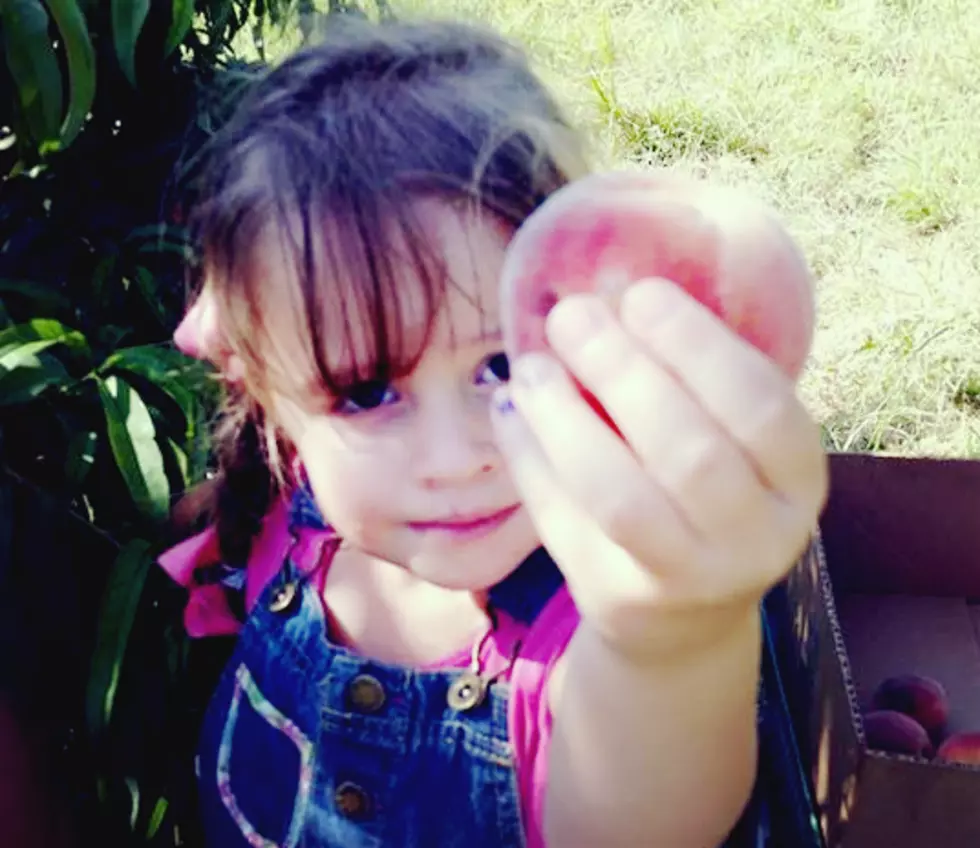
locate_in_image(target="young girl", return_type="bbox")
[162,15,827,847]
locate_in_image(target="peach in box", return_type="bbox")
[937,732,980,766]
[871,673,950,742]
[861,710,934,759]
[776,453,980,848]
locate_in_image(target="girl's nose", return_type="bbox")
[173,294,214,360]
[415,400,497,489]
[173,293,244,382]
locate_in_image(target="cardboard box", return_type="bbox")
[774,452,980,848]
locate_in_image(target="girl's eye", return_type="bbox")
[477,351,510,386]
[334,380,399,414]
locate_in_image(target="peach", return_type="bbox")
[871,674,950,742]
[937,732,980,766]
[862,710,934,758]
[499,170,816,387]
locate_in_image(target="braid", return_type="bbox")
[213,395,278,568]
[169,391,279,561]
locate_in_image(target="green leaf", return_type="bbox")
[125,221,189,245]
[104,343,214,393]
[129,266,168,326]
[89,253,117,306]
[96,375,170,522]
[0,321,87,398]
[0,350,70,405]
[136,240,192,262]
[65,429,97,486]
[85,539,153,741]
[166,436,189,486]
[1,0,64,145]
[101,343,187,375]
[46,0,96,146]
[164,0,195,56]
[96,324,131,352]
[0,317,90,361]
[0,278,72,312]
[103,344,211,408]
[103,346,215,481]
[126,776,140,830]
[146,796,169,839]
[111,0,151,87]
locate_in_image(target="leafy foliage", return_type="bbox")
[0,1,379,844]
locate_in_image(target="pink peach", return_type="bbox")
[499,169,816,385]
[871,674,950,743]
[937,732,980,766]
[862,710,934,759]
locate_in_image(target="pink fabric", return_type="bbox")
[158,507,579,847]
[505,585,578,848]
[158,496,293,637]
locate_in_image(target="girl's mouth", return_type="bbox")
[408,504,521,540]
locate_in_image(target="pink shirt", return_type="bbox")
[158,496,579,848]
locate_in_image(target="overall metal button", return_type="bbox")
[268,581,298,614]
[334,781,372,819]
[447,670,487,712]
[347,674,386,713]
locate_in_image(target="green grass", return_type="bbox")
[257,0,980,458]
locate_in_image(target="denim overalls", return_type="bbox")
[194,489,564,848]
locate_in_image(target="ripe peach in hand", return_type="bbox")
[871,674,950,742]
[862,710,934,758]
[937,732,980,766]
[499,169,816,394]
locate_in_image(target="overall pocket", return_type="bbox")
[216,663,315,848]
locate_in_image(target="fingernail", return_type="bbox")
[549,296,608,347]
[621,279,675,322]
[513,352,559,387]
[493,387,515,414]
[595,264,633,298]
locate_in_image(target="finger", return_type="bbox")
[489,390,601,564]
[494,386,796,615]
[491,389,668,599]
[542,293,772,542]
[494,387,802,613]
[503,353,698,573]
[619,278,826,512]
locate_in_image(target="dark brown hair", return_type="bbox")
[184,15,588,568]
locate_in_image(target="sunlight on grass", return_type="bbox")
[253,0,980,458]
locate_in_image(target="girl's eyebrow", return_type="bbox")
[296,367,360,397]
[464,328,503,344]
[292,327,506,396]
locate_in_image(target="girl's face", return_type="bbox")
[255,202,540,591]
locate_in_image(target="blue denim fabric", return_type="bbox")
[195,489,558,847]
[194,488,779,847]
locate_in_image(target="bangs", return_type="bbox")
[219,183,464,400]
[188,16,586,405]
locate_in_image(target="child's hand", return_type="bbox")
[494,277,828,660]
